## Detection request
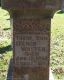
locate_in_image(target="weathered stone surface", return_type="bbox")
[13,18,50,68]
[1,0,61,80]
[11,14,51,80]
[61,0,64,11]
[7,60,54,80]
[2,0,61,11]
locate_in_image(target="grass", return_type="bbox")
[51,11,64,80]
[0,7,12,80]
[0,8,64,80]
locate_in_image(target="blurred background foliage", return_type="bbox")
[51,10,64,80]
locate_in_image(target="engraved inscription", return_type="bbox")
[14,19,50,68]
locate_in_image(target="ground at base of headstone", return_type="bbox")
[7,59,54,80]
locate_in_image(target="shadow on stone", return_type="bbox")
[6,59,54,80]
[7,59,13,80]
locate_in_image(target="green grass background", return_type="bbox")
[51,11,64,80]
[0,8,12,80]
[0,7,64,80]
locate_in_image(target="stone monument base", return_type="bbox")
[7,59,54,80]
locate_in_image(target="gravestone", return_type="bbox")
[2,0,61,80]
[61,0,64,11]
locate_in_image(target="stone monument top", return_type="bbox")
[2,0,61,11]
[2,0,61,18]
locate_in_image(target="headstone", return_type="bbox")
[61,0,64,11]
[2,0,61,80]
[13,17,50,80]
